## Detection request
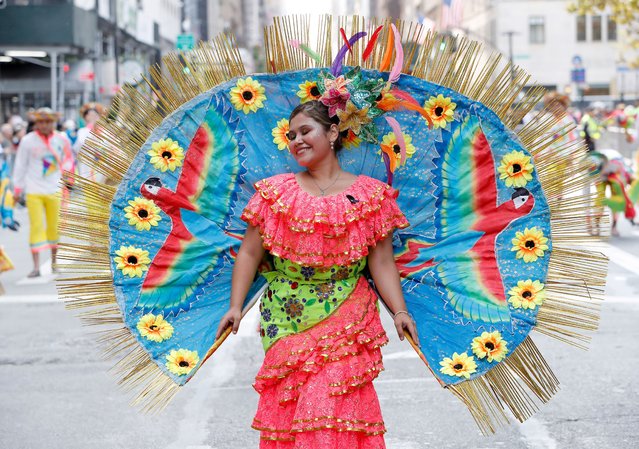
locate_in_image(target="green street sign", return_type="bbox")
[177,34,195,51]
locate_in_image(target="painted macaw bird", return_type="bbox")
[135,106,243,316]
[395,115,534,324]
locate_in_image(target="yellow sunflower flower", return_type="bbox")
[113,245,151,278]
[471,331,509,363]
[498,150,534,188]
[439,352,477,379]
[379,131,416,169]
[229,77,266,114]
[297,80,322,103]
[165,348,199,376]
[511,227,549,263]
[124,197,162,231]
[272,118,290,150]
[336,101,371,135]
[342,129,362,150]
[137,313,174,342]
[508,279,546,309]
[147,138,185,172]
[423,94,456,129]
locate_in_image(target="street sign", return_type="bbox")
[571,68,586,83]
[176,34,195,51]
[572,55,583,66]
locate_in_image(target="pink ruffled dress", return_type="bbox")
[241,173,409,448]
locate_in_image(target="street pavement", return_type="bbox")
[1,206,638,449]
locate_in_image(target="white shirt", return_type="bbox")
[13,131,73,195]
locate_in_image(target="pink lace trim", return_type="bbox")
[241,173,409,267]
[252,278,388,447]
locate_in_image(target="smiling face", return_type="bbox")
[287,112,338,168]
[35,118,55,136]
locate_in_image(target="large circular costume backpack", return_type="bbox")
[58,16,608,434]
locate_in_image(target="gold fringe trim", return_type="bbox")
[448,337,559,435]
[57,32,246,413]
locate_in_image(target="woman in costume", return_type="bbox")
[216,100,418,447]
[596,150,638,236]
[73,102,106,182]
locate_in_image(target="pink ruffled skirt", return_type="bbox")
[252,277,388,448]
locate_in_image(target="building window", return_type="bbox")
[607,17,617,41]
[592,15,602,41]
[576,15,586,42]
[529,16,545,44]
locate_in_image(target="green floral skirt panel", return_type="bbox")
[259,256,367,350]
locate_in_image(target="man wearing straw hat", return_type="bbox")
[13,107,74,278]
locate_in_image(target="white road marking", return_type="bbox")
[384,350,419,360]
[0,294,62,303]
[601,244,639,277]
[15,257,55,285]
[163,305,259,449]
[519,417,558,449]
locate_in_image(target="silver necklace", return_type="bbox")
[309,170,341,196]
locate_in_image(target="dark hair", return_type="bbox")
[288,101,343,152]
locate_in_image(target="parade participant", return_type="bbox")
[58,17,607,442]
[543,92,579,201]
[216,101,417,446]
[0,145,19,231]
[62,119,78,146]
[597,151,638,236]
[73,102,106,182]
[13,107,74,277]
[580,106,602,152]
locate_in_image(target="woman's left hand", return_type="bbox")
[394,313,419,347]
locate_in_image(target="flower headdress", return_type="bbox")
[292,24,433,184]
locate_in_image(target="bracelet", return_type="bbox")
[393,310,410,319]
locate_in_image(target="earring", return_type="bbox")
[330,141,335,151]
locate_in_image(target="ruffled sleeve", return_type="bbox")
[241,173,409,267]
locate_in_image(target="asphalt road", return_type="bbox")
[1,207,638,449]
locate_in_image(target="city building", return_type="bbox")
[0,0,183,122]
[423,0,635,105]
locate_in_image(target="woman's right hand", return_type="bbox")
[215,307,242,340]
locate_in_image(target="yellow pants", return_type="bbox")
[26,193,61,253]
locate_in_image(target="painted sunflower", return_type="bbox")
[439,352,477,379]
[114,245,151,278]
[471,331,509,363]
[424,94,456,129]
[272,118,290,150]
[508,279,546,309]
[498,150,534,188]
[511,227,549,263]
[124,197,162,231]
[379,131,416,170]
[165,348,199,376]
[342,129,362,150]
[297,80,322,103]
[137,313,174,342]
[336,101,371,135]
[147,138,184,172]
[229,77,266,114]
